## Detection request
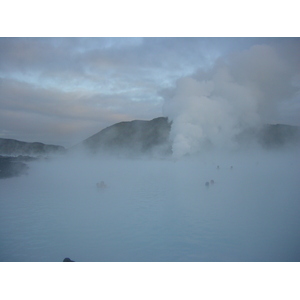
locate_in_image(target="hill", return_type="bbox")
[75,117,300,156]
[236,123,300,149]
[0,138,66,156]
[2,118,299,161]
[0,139,66,179]
[76,117,172,157]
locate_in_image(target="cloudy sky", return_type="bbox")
[0,37,299,148]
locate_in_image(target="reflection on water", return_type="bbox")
[1,151,300,261]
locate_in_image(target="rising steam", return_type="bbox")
[163,44,299,158]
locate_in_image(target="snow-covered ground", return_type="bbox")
[1,148,299,262]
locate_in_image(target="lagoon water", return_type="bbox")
[1,149,300,262]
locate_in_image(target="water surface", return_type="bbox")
[1,150,299,261]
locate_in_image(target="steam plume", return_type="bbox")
[162,45,299,158]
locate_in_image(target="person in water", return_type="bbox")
[97,181,107,189]
[63,257,74,262]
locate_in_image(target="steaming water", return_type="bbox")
[1,150,300,262]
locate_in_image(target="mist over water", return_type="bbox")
[1,146,299,262]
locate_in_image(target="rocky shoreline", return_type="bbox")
[0,155,36,179]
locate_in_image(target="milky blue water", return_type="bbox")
[1,150,300,262]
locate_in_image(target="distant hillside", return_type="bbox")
[258,124,300,148]
[76,117,172,157]
[75,117,300,156]
[0,138,66,156]
[236,124,300,149]
[1,118,299,162]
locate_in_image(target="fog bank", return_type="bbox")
[1,146,299,262]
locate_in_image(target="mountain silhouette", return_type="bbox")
[75,117,172,157]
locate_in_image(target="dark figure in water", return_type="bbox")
[205,182,210,188]
[210,179,214,185]
[97,181,107,189]
[217,165,220,170]
[63,257,75,262]
[230,166,233,170]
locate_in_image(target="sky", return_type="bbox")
[0,37,299,148]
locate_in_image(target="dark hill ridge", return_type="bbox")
[78,117,172,156]
[77,117,300,156]
[236,123,300,149]
[0,138,66,156]
[259,124,300,148]
[0,139,66,179]
[1,118,299,179]
[2,118,299,179]
[1,117,299,160]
